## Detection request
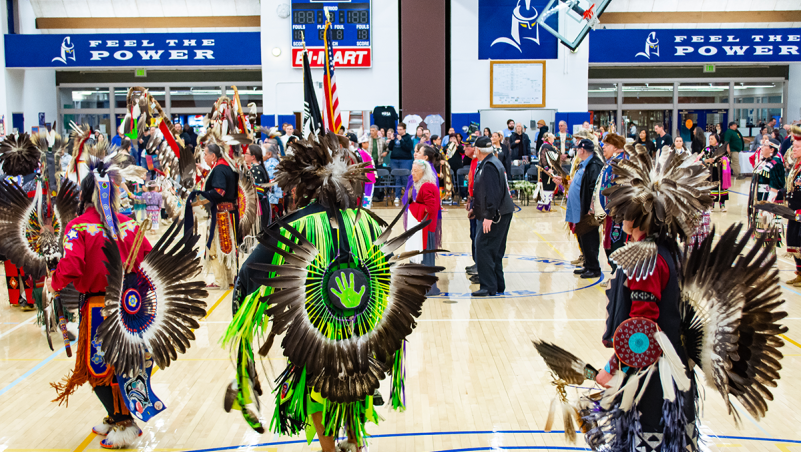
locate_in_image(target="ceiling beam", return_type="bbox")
[602,11,801,24]
[36,16,260,29]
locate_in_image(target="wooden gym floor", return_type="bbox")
[1,178,800,452]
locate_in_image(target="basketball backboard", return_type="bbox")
[536,0,611,51]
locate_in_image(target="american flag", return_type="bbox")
[322,19,343,134]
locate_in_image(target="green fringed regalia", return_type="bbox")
[221,132,443,445]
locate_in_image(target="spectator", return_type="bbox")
[509,123,527,161]
[751,127,768,152]
[367,124,388,167]
[483,127,492,137]
[180,124,193,149]
[691,126,706,154]
[423,129,432,145]
[413,126,424,146]
[503,119,515,139]
[780,125,793,155]
[521,125,532,156]
[634,129,656,157]
[492,131,511,177]
[471,136,515,297]
[672,136,689,154]
[722,121,744,177]
[111,127,123,148]
[553,139,604,279]
[387,122,414,205]
[535,119,549,153]
[767,118,777,135]
[280,124,296,149]
[446,134,465,174]
[715,123,723,137]
[553,120,573,160]
[384,128,395,167]
[406,159,442,296]
[654,122,672,150]
[629,122,637,138]
[772,129,783,143]
[582,121,591,131]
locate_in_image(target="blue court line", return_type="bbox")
[175,429,801,452]
[0,342,74,398]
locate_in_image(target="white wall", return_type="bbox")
[1,0,57,134]
[789,64,801,123]
[260,0,399,116]
[451,0,589,116]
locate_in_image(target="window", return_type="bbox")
[622,83,673,105]
[588,83,617,105]
[678,82,729,104]
[60,88,109,110]
[170,86,222,109]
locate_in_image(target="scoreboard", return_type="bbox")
[290,1,372,68]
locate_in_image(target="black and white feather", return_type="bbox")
[237,170,258,240]
[0,178,80,279]
[533,340,597,385]
[98,218,208,377]
[681,223,788,423]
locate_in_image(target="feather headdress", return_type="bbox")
[83,151,146,239]
[603,144,715,241]
[0,133,40,176]
[275,132,372,210]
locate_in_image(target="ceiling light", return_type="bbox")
[272,47,282,57]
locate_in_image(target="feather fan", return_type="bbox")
[237,170,258,239]
[98,217,208,377]
[0,178,79,279]
[532,340,597,384]
[681,223,788,423]
[753,203,797,221]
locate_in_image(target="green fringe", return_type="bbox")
[390,345,406,412]
[220,209,395,441]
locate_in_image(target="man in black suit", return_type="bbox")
[471,136,516,297]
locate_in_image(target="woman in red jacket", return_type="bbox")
[407,159,442,295]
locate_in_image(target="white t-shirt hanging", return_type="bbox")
[423,114,445,136]
[402,114,423,131]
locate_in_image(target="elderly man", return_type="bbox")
[553,120,574,174]
[367,125,388,166]
[553,139,604,279]
[471,136,515,296]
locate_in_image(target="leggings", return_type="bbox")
[94,384,133,423]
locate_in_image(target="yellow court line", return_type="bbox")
[780,334,801,350]
[533,231,565,259]
[71,288,232,452]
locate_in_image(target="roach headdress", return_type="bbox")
[276,131,371,210]
[0,133,40,176]
[603,144,715,241]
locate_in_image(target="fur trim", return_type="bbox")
[100,420,141,449]
[337,441,358,452]
[92,417,115,436]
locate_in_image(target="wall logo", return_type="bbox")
[52,36,75,64]
[478,0,558,60]
[491,0,542,52]
[635,31,660,59]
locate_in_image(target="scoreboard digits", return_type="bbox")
[291,1,371,47]
[291,1,372,68]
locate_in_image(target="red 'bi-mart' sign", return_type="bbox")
[291,47,372,68]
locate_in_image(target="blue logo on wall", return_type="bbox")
[478,0,558,60]
[4,32,261,68]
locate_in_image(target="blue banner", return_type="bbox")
[5,32,260,68]
[478,0,558,60]
[589,28,801,63]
